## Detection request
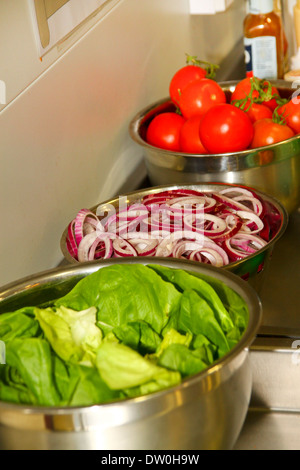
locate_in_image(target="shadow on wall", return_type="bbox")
[189,0,247,69]
[216,39,246,81]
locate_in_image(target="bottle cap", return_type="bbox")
[249,0,274,14]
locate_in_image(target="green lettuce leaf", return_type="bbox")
[0,364,36,405]
[55,264,182,335]
[51,357,120,406]
[4,338,61,406]
[34,305,102,367]
[149,265,235,334]
[113,320,161,354]
[178,290,230,357]
[156,328,192,357]
[0,346,119,407]
[186,271,249,331]
[158,344,209,377]
[96,341,181,391]
[192,334,217,364]
[0,307,41,341]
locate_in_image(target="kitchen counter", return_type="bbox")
[234,207,300,450]
[256,208,300,335]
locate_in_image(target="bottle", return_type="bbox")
[273,0,289,75]
[285,0,300,75]
[294,0,300,53]
[243,0,286,80]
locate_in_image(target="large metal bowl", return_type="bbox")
[0,257,262,450]
[129,80,300,214]
[60,183,288,293]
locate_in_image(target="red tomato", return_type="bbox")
[250,119,295,149]
[199,103,254,154]
[146,112,185,151]
[231,77,279,111]
[179,116,208,154]
[230,77,260,103]
[179,78,226,120]
[278,98,300,134]
[169,65,207,106]
[245,103,273,123]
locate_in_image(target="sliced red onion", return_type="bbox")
[234,196,263,216]
[183,213,227,237]
[88,237,113,261]
[118,214,149,237]
[237,210,264,235]
[171,239,229,266]
[209,214,243,243]
[143,213,184,233]
[74,209,99,246]
[172,240,205,258]
[129,238,158,256]
[65,187,279,269]
[166,196,216,214]
[224,233,267,261]
[67,220,78,258]
[113,238,139,257]
[218,187,254,198]
[213,193,257,214]
[195,248,225,267]
[77,231,99,262]
[66,235,77,260]
[116,204,149,221]
[77,231,116,262]
[142,189,207,205]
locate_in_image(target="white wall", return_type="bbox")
[0,0,245,287]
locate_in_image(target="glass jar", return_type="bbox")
[243,0,286,79]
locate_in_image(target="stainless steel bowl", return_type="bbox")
[0,257,262,450]
[129,80,300,214]
[60,183,288,293]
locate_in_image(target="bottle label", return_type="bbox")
[244,36,278,79]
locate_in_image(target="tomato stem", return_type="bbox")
[185,53,219,79]
[272,106,287,125]
[232,77,288,112]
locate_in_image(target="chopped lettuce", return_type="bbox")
[0,264,249,407]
